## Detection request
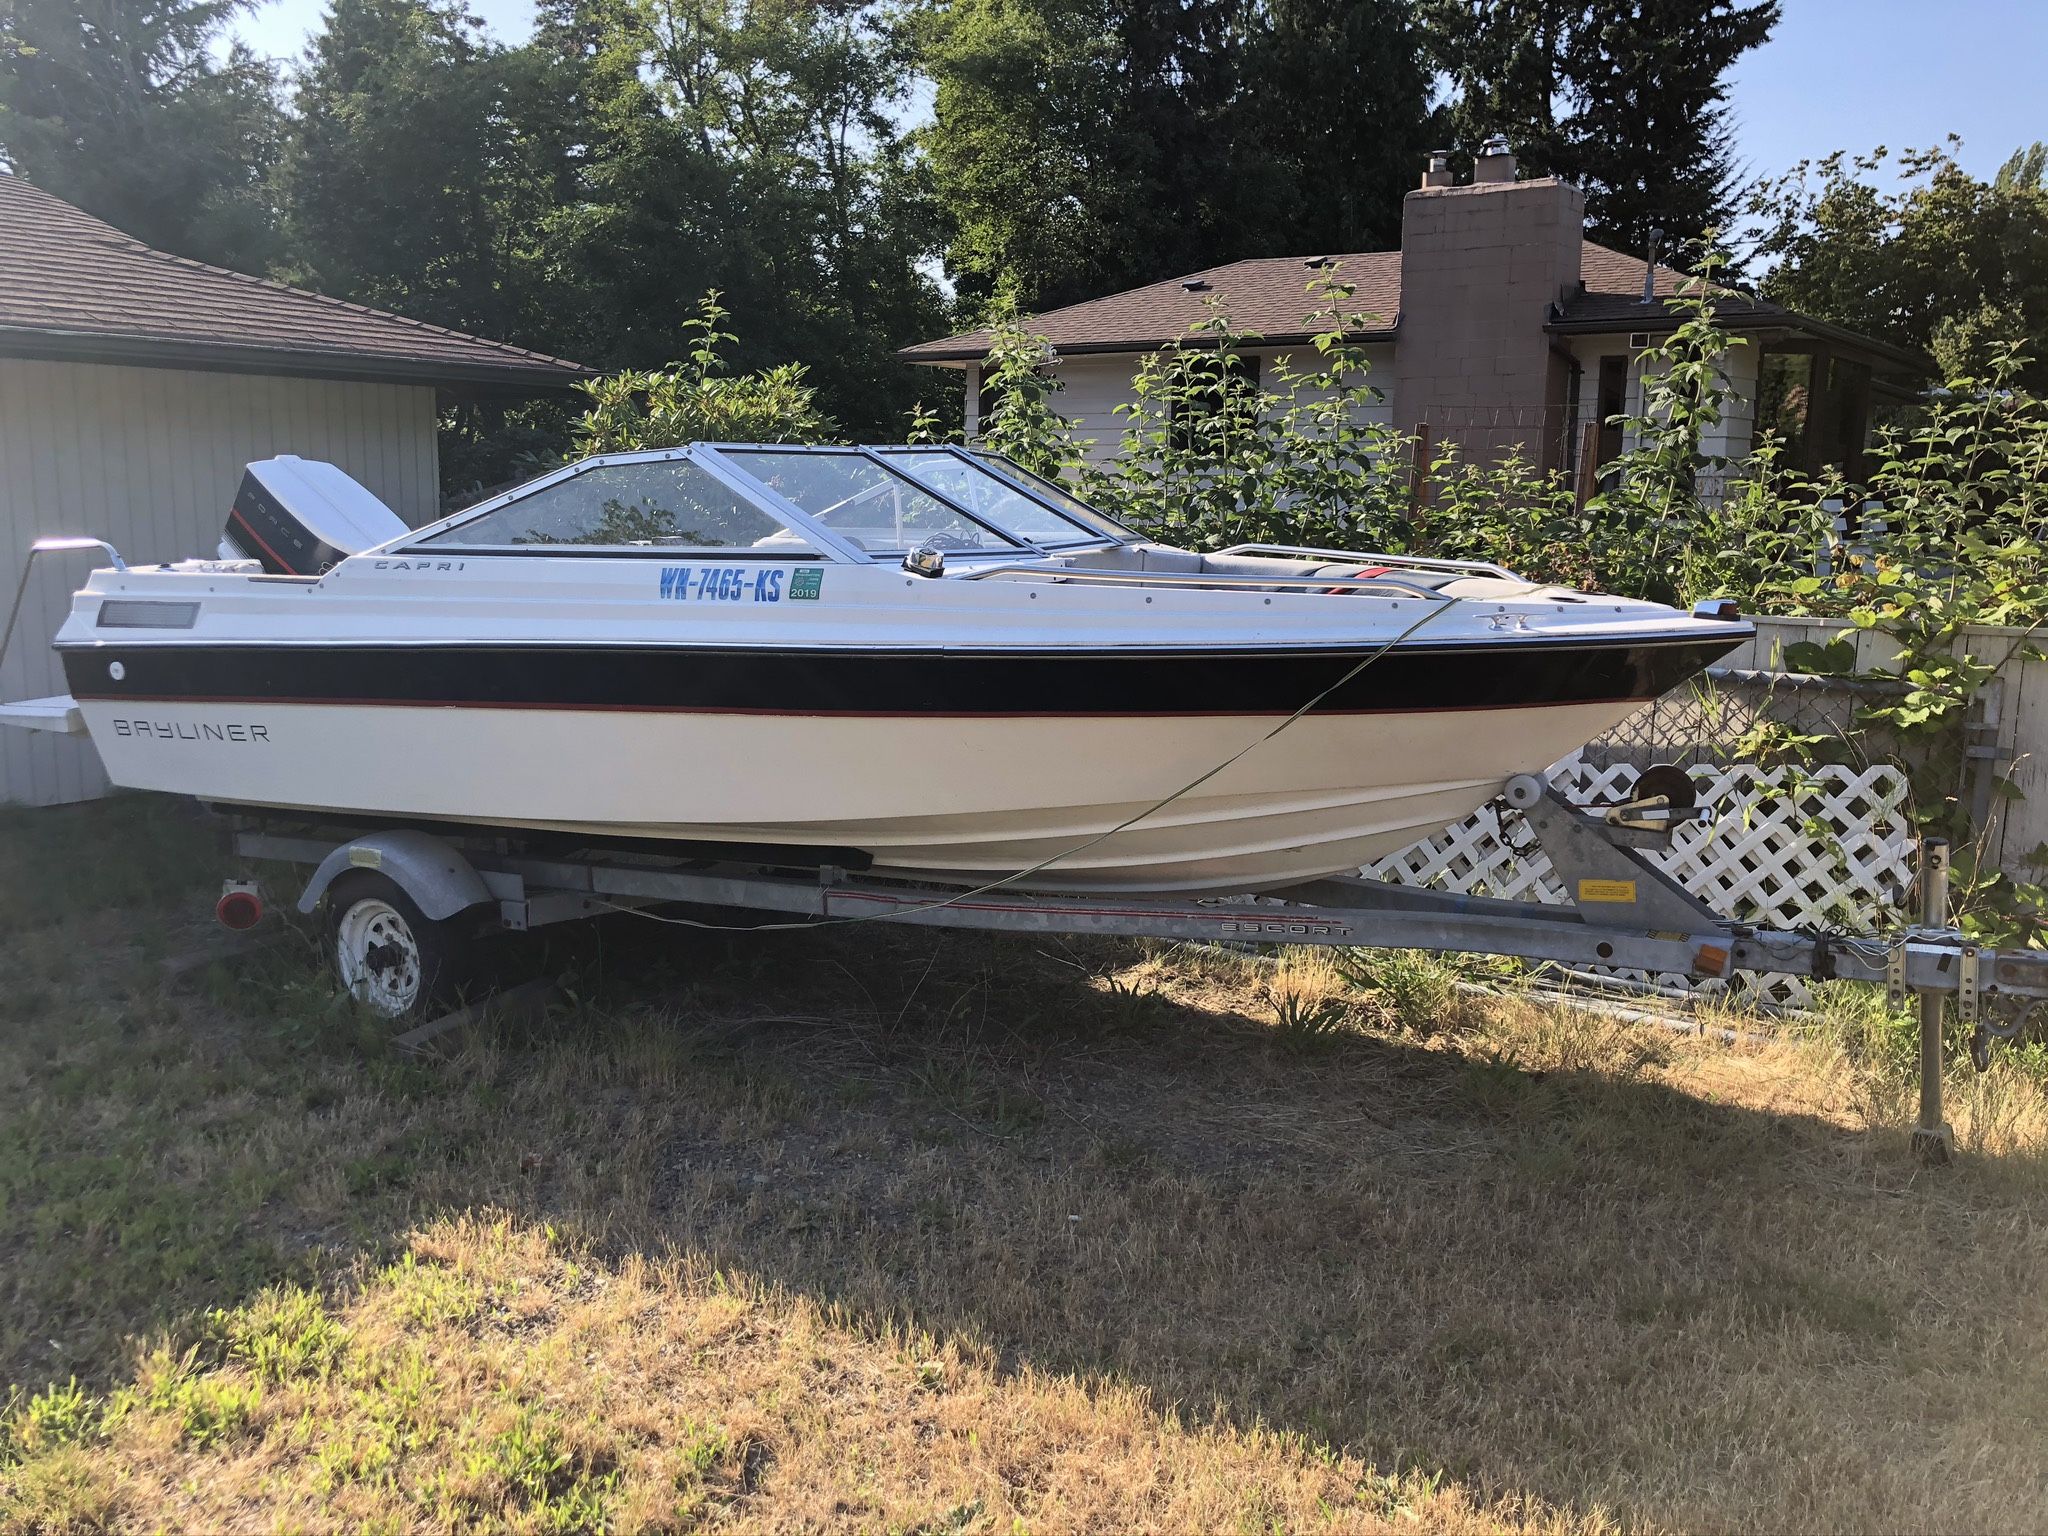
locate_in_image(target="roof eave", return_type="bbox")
[899,324,1399,366]
[1547,307,1929,375]
[0,325,595,391]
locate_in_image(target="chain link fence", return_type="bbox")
[1579,666,1907,772]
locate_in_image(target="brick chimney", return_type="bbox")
[1391,150,1585,472]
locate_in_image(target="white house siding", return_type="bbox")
[1050,355,1145,467]
[1564,337,1760,496]
[1016,344,1398,470]
[0,357,440,806]
[1265,344,1398,434]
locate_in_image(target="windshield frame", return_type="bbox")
[864,445,1125,551]
[389,446,871,562]
[385,443,1128,564]
[707,443,1046,563]
[960,449,1140,544]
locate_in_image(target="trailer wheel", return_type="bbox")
[327,871,465,1020]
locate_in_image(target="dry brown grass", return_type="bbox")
[4,798,2048,1533]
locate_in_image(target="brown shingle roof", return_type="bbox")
[900,240,1696,364]
[899,251,1402,363]
[0,174,591,389]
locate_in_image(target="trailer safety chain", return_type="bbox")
[1491,799,1540,859]
[593,595,1464,936]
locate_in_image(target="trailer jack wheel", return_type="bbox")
[327,870,465,1020]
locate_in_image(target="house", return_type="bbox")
[901,143,1923,488]
[0,173,591,806]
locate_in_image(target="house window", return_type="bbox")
[1756,348,1813,471]
[1818,355,1873,479]
[1168,352,1262,453]
[1757,346,1871,481]
[1594,354,1630,469]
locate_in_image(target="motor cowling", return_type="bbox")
[220,457,409,575]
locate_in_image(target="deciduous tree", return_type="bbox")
[1746,142,2048,387]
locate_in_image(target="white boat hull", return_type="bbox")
[41,446,1750,895]
[78,696,1638,892]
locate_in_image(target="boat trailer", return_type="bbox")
[221,770,2048,1166]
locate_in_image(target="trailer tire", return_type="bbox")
[327,870,467,1020]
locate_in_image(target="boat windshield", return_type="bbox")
[871,448,1111,548]
[966,451,1135,540]
[423,459,818,552]
[720,449,1024,557]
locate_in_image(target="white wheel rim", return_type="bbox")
[336,898,424,1017]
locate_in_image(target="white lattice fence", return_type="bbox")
[1367,758,1916,1006]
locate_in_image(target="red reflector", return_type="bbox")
[216,890,263,931]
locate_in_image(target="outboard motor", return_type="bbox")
[220,456,409,575]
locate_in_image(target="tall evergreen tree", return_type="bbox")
[916,0,1431,312]
[0,0,285,268]
[1424,0,1778,254]
[280,0,538,339]
[1239,0,1436,258]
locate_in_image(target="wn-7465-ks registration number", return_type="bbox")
[660,566,817,604]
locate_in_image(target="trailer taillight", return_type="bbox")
[216,882,264,931]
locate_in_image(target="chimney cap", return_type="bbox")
[1420,148,1455,189]
[1474,136,1516,183]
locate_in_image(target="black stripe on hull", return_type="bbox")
[62,634,1743,717]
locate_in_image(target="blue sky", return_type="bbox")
[234,0,2045,187]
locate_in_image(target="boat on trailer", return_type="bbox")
[25,442,1748,893]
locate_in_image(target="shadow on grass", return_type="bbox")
[5,798,2046,1531]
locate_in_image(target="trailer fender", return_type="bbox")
[295,831,493,921]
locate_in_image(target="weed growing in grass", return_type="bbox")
[315,1415,405,1494]
[1262,949,1358,1046]
[146,1363,262,1449]
[380,1253,483,1330]
[672,1418,730,1481]
[0,1378,96,1463]
[1095,967,1176,1033]
[1355,1464,1447,1521]
[457,1404,618,1531]
[1265,987,1350,1044]
[1335,948,1461,1034]
[207,1285,351,1384]
[1800,979,1918,1073]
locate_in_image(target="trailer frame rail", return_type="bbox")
[229,771,2048,1165]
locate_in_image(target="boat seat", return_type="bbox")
[1436,574,1569,600]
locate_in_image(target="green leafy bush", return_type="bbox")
[970,263,2048,940]
[570,292,838,455]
